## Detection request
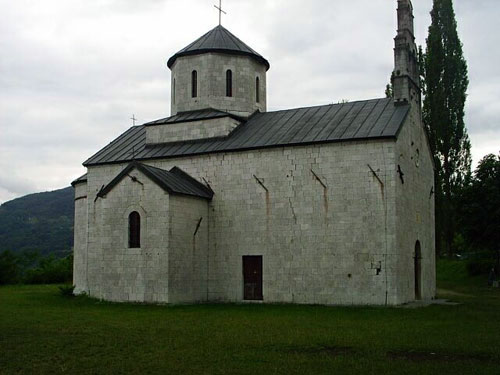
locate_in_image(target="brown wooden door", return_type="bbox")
[243,256,263,300]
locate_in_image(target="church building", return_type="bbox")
[72,0,435,305]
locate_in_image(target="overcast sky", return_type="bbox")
[0,0,498,204]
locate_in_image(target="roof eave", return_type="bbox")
[167,49,270,71]
[85,135,399,168]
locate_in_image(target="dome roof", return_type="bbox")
[167,25,270,70]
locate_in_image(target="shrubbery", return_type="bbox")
[0,250,73,285]
[466,259,494,276]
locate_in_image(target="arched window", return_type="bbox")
[129,211,141,248]
[226,69,233,97]
[256,77,260,103]
[173,78,176,104]
[191,70,198,98]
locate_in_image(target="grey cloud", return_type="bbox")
[0,0,498,203]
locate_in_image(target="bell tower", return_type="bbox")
[392,0,420,106]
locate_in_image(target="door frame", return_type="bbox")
[242,255,263,301]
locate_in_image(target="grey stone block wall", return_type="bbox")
[75,129,435,305]
[170,53,267,116]
[394,105,436,303]
[85,167,171,303]
[73,183,88,294]
[168,195,209,303]
[146,117,241,145]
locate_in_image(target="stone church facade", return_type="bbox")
[72,0,435,305]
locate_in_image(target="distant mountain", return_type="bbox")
[0,187,74,256]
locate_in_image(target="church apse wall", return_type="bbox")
[83,167,171,303]
[394,105,436,303]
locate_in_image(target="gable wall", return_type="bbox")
[84,168,171,303]
[395,105,436,303]
[81,137,407,305]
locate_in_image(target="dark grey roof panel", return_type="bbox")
[367,103,400,138]
[354,99,391,138]
[84,98,410,166]
[341,99,378,139]
[300,104,342,142]
[288,104,331,143]
[98,162,213,200]
[327,101,366,140]
[71,173,88,186]
[144,108,244,126]
[382,105,410,137]
[312,102,354,142]
[167,25,270,70]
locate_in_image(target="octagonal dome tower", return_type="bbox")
[167,25,270,117]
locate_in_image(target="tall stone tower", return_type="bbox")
[392,0,420,107]
[167,25,270,117]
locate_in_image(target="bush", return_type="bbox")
[0,250,20,284]
[59,284,76,297]
[466,259,494,276]
[23,254,73,284]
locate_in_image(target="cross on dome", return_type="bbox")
[214,0,226,25]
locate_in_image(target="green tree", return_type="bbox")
[458,153,500,255]
[0,250,20,284]
[422,0,471,256]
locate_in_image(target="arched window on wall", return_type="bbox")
[191,70,198,98]
[129,211,141,248]
[226,69,233,97]
[256,77,260,103]
[173,78,176,104]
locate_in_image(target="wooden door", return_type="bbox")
[243,256,263,300]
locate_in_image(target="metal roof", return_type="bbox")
[84,98,409,166]
[71,173,88,186]
[167,25,270,71]
[98,162,213,200]
[144,108,243,126]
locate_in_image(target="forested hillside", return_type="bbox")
[0,187,74,256]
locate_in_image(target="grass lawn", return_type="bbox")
[0,260,499,374]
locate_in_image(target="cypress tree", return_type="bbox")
[423,0,471,256]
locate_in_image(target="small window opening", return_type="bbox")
[191,70,198,98]
[129,211,141,248]
[256,77,260,103]
[226,69,233,97]
[173,78,176,104]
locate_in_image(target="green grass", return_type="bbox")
[1,261,499,374]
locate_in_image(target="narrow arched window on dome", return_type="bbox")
[173,78,176,104]
[191,70,198,98]
[226,69,233,97]
[256,77,260,103]
[128,211,141,248]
